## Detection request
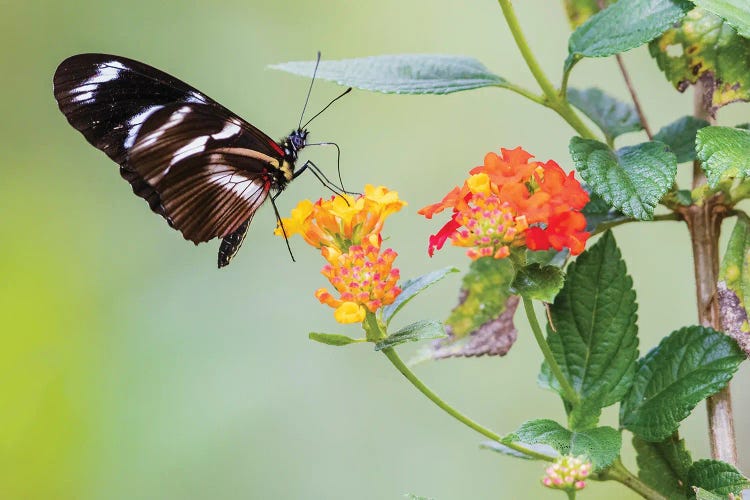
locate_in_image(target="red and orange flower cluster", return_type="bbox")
[419,147,590,259]
[276,185,405,324]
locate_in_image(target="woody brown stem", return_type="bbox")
[682,80,737,465]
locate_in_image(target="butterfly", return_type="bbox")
[53,53,346,268]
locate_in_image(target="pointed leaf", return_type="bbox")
[688,459,750,496]
[633,435,693,498]
[653,116,711,163]
[690,0,750,38]
[309,332,364,346]
[570,137,678,220]
[566,0,693,69]
[620,326,745,441]
[567,87,642,141]
[540,231,639,430]
[650,8,750,114]
[696,126,750,187]
[503,419,621,471]
[512,264,564,302]
[693,488,727,500]
[479,440,558,460]
[382,267,458,324]
[374,320,446,351]
[271,55,507,94]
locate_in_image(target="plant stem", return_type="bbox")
[498,82,548,107]
[599,459,667,500]
[522,296,579,404]
[497,0,598,140]
[380,346,554,461]
[685,80,738,465]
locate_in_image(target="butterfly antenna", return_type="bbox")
[270,194,296,262]
[302,87,352,130]
[298,51,322,129]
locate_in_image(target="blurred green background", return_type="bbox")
[1,1,748,498]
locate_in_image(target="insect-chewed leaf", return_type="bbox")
[650,8,750,114]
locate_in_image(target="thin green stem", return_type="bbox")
[497,0,598,140]
[380,346,554,461]
[522,296,579,404]
[497,83,548,107]
[598,459,667,500]
[591,212,682,236]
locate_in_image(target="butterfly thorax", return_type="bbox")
[277,128,308,181]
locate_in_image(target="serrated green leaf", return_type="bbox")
[512,264,564,302]
[445,257,516,337]
[539,231,639,430]
[422,296,519,360]
[620,326,745,441]
[479,440,557,460]
[654,116,711,163]
[503,419,621,471]
[691,0,750,38]
[382,267,458,324]
[566,0,693,69]
[650,8,750,114]
[570,137,678,220]
[374,320,446,351]
[693,487,727,500]
[567,87,642,142]
[696,126,750,187]
[633,435,693,498]
[271,55,507,94]
[688,459,750,496]
[308,332,364,346]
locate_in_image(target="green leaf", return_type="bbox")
[581,191,630,234]
[650,8,750,114]
[382,267,458,324]
[653,116,711,163]
[717,219,750,356]
[445,257,516,337]
[688,459,750,496]
[566,0,693,69]
[374,320,446,351]
[525,248,569,267]
[633,435,693,498]
[691,0,750,38]
[479,440,557,460]
[693,487,727,500]
[503,419,621,471]
[511,264,564,302]
[271,55,507,94]
[567,87,642,142]
[539,231,639,430]
[620,326,745,441]
[569,137,678,220]
[696,126,750,187]
[308,332,364,346]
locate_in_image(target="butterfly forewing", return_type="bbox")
[53,54,294,265]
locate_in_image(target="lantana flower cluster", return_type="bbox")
[541,455,592,492]
[419,147,590,259]
[276,185,406,324]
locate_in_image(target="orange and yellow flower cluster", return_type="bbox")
[419,147,590,259]
[277,185,406,324]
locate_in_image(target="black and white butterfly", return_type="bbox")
[53,53,346,268]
